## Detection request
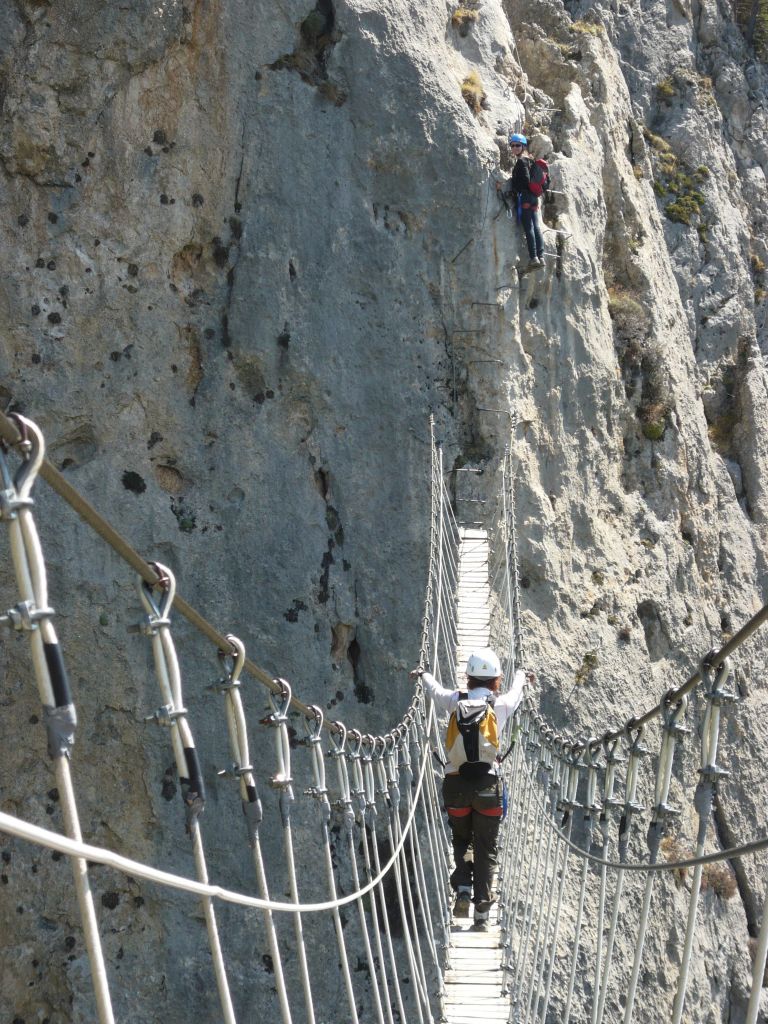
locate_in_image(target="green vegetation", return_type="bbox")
[639,403,669,440]
[656,71,714,107]
[575,650,599,685]
[656,76,677,100]
[461,71,486,115]
[666,193,705,225]
[643,129,709,226]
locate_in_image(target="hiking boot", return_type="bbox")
[473,912,490,932]
[453,889,472,918]
[526,258,544,272]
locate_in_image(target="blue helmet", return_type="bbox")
[509,133,527,146]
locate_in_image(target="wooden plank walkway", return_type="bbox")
[454,527,491,686]
[443,894,508,1022]
[443,526,509,1022]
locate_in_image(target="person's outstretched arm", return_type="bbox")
[496,668,533,716]
[410,668,458,712]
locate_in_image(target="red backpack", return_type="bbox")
[528,158,550,197]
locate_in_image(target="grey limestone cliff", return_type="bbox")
[1,0,767,1020]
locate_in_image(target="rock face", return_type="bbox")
[0,0,767,1021]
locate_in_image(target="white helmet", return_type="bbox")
[466,648,501,680]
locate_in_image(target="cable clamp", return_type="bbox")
[664,721,691,739]
[710,690,738,707]
[144,704,187,726]
[0,489,33,520]
[699,763,730,783]
[0,600,54,631]
[557,797,582,814]
[207,677,241,695]
[128,615,170,637]
[217,763,254,779]
[304,786,328,800]
[269,772,293,790]
[655,801,681,820]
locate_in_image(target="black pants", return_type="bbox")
[442,773,502,911]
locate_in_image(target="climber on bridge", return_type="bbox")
[496,133,549,272]
[412,649,531,931]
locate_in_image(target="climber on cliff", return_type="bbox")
[496,133,549,272]
[411,649,533,931]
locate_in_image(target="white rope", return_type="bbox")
[305,707,360,1024]
[400,731,447,1011]
[671,659,733,1024]
[623,696,688,1024]
[524,758,563,1024]
[364,755,409,1024]
[211,635,293,1024]
[513,770,547,1007]
[330,730,387,1024]
[267,683,315,1024]
[135,566,237,1024]
[591,740,623,1024]
[348,734,399,1024]
[0,702,411,916]
[0,417,115,1024]
[746,883,768,1024]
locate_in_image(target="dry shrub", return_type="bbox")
[608,285,646,341]
[451,6,479,35]
[461,71,486,115]
[639,401,670,440]
[701,862,738,899]
[660,835,691,888]
[572,18,604,34]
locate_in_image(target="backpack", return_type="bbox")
[445,693,499,780]
[528,158,550,197]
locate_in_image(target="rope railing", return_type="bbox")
[0,417,115,1024]
[494,438,768,1024]
[0,412,456,1024]
[5,408,768,1024]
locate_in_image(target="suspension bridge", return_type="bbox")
[1,410,768,1023]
